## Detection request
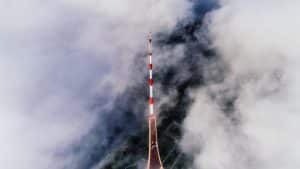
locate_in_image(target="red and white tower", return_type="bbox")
[146,32,164,169]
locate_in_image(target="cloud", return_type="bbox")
[181,0,300,169]
[0,0,191,169]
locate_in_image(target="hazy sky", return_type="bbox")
[1,0,299,169]
[0,0,191,169]
[182,1,300,169]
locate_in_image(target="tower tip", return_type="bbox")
[148,32,152,42]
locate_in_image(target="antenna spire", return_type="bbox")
[148,32,154,115]
[146,33,164,169]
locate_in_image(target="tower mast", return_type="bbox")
[146,32,164,169]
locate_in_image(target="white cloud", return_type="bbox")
[181,0,300,169]
[0,0,191,169]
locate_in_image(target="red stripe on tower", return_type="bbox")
[149,64,153,70]
[149,79,153,86]
[149,97,154,105]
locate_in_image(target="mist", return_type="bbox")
[0,0,191,169]
[181,0,300,169]
[3,0,298,169]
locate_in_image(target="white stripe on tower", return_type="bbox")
[148,32,154,115]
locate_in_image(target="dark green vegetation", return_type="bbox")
[101,11,217,169]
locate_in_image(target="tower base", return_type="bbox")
[146,114,164,169]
